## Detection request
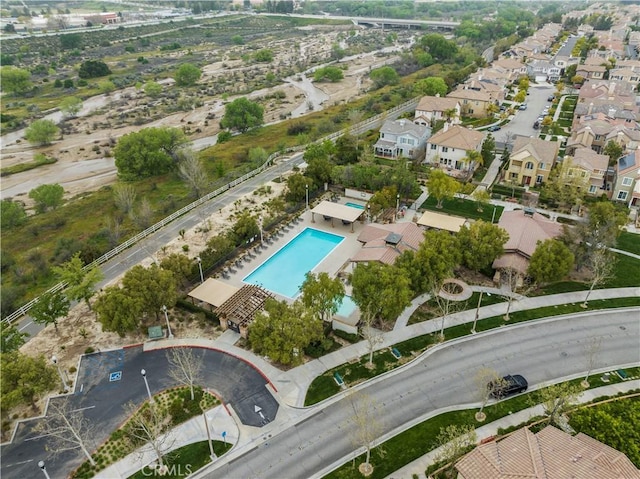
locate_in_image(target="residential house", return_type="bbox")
[491,57,528,82]
[351,222,425,265]
[505,137,558,186]
[527,59,561,83]
[566,114,640,155]
[455,425,640,479]
[577,63,607,80]
[614,148,640,208]
[413,96,461,127]
[447,89,493,118]
[373,119,431,160]
[492,209,563,277]
[609,67,640,84]
[423,124,485,177]
[560,147,609,196]
[462,76,506,102]
[577,24,595,36]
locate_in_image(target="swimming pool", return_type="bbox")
[243,228,344,298]
[336,295,358,317]
[345,202,365,210]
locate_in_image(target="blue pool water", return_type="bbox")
[336,295,358,317]
[345,202,365,210]
[244,228,344,298]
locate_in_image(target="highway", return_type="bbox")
[195,310,639,479]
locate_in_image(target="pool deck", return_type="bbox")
[221,209,367,302]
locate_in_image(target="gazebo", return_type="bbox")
[216,285,273,338]
[187,278,239,311]
[310,201,364,232]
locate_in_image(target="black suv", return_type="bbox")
[488,374,528,398]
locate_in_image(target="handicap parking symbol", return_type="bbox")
[109,371,122,382]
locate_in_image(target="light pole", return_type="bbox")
[196,256,204,284]
[38,461,51,479]
[259,215,264,246]
[51,355,68,391]
[305,184,309,211]
[367,204,371,223]
[203,411,215,460]
[161,305,173,339]
[472,291,490,334]
[395,193,400,222]
[141,369,154,403]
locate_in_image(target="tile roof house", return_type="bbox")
[614,148,640,208]
[447,88,494,118]
[492,58,528,80]
[351,222,425,265]
[424,124,485,178]
[492,209,563,275]
[577,63,607,80]
[414,95,461,127]
[560,147,609,196]
[505,137,559,186]
[566,114,640,155]
[455,425,640,479]
[609,67,640,84]
[373,118,431,160]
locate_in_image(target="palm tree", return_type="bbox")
[462,150,483,173]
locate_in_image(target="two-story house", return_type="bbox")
[560,147,609,196]
[447,89,493,118]
[423,124,485,177]
[577,64,607,80]
[613,149,640,208]
[413,96,461,127]
[505,137,558,186]
[373,119,431,160]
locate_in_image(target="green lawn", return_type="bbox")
[617,231,640,255]
[420,196,504,223]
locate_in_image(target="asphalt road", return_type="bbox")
[196,310,640,479]
[0,346,279,479]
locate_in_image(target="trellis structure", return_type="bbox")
[217,285,273,338]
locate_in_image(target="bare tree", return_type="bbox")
[36,399,97,466]
[123,401,174,470]
[582,248,616,308]
[178,149,209,199]
[167,347,204,401]
[581,337,602,388]
[132,197,154,229]
[434,424,477,467]
[113,184,137,214]
[496,267,533,321]
[106,215,123,247]
[473,368,506,422]
[347,391,384,477]
[432,283,468,340]
[360,311,383,368]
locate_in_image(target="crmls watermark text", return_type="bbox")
[142,464,193,476]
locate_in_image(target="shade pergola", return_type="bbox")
[417,210,466,233]
[310,201,364,232]
[187,278,239,310]
[216,285,274,338]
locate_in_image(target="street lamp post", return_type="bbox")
[161,305,173,339]
[259,215,264,246]
[38,461,51,479]
[141,369,154,403]
[395,194,400,222]
[203,411,215,460]
[367,204,371,223]
[196,256,204,284]
[51,355,68,392]
[472,291,490,334]
[305,184,309,211]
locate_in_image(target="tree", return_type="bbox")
[36,398,97,466]
[581,337,602,388]
[249,299,323,366]
[419,33,458,62]
[174,63,202,86]
[0,66,32,95]
[29,183,64,213]
[434,424,476,467]
[1,352,57,410]
[53,252,104,310]
[427,169,460,208]
[60,33,82,50]
[462,149,483,172]
[167,347,204,401]
[347,391,384,476]
[94,286,143,336]
[220,97,264,133]
[29,290,70,331]
[59,96,83,118]
[481,133,495,166]
[313,66,343,82]
[470,188,490,212]
[177,149,209,198]
[587,201,628,248]
[231,210,259,245]
[160,253,194,287]
[78,60,111,79]
[113,183,137,213]
[538,382,581,425]
[285,173,313,203]
[474,368,506,421]
[528,239,574,285]
[513,90,526,103]
[1,199,27,229]
[300,272,345,323]
[98,80,116,95]
[603,140,624,166]
[369,66,399,89]
[25,119,59,146]
[457,221,508,272]
[254,49,273,62]
[0,322,28,353]
[581,248,616,307]
[413,76,448,96]
[351,262,412,326]
[144,81,163,98]
[121,264,178,319]
[122,402,173,470]
[114,127,188,180]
